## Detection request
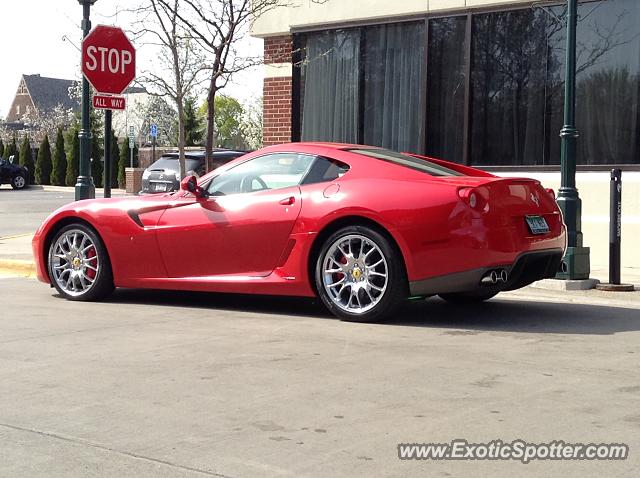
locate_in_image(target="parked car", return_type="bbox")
[0,156,28,189]
[32,143,566,322]
[141,149,246,194]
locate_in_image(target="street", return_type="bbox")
[1,277,638,477]
[0,187,75,238]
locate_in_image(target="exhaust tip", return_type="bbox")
[499,269,508,283]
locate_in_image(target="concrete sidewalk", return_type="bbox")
[2,232,638,301]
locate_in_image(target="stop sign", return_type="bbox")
[82,25,136,95]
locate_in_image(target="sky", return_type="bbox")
[0,0,264,118]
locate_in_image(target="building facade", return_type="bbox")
[253,0,640,275]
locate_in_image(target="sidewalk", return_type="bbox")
[34,184,129,196]
[2,232,638,303]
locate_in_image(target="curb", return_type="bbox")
[0,259,37,278]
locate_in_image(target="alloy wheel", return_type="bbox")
[321,234,389,314]
[50,228,100,297]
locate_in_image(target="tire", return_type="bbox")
[47,223,114,301]
[11,173,27,189]
[439,289,499,304]
[314,225,407,322]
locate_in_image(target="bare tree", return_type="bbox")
[131,0,206,179]
[157,0,286,171]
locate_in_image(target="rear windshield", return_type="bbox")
[346,148,462,177]
[148,156,201,171]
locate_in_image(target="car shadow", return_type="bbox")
[97,288,640,336]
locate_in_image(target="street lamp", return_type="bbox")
[556,0,590,280]
[75,0,97,201]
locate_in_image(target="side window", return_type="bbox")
[301,156,350,185]
[207,153,316,196]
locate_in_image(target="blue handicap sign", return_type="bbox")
[150,124,158,138]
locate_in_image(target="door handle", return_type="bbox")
[279,196,295,206]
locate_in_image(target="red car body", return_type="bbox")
[33,143,566,303]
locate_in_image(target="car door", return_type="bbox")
[0,160,8,183]
[155,153,316,278]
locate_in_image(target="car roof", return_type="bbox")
[160,149,246,159]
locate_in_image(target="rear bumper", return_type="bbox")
[409,248,564,296]
[141,177,179,194]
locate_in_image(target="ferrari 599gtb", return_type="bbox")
[33,143,566,322]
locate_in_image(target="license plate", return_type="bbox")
[525,215,549,235]
[153,183,167,192]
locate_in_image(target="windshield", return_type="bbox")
[346,148,462,177]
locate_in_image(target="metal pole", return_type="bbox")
[609,169,622,285]
[103,109,112,198]
[556,0,590,280]
[75,0,96,201]
[152,135,156,164]
[130,143,133,168]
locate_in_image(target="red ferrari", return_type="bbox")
[33,143,566,322]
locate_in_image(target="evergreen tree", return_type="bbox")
[35,135,52,185]
[110,131,120,188]
[51,128,67,186]
[118,139,138,189]
[65,126,80,187]
[184,96,203,146]
[19,135,35,183]
[0,138,4,159]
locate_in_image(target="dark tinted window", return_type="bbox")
[302,157,349,185]
[426,16,467,163]
[347,148,462,176]
[363,22,425,152]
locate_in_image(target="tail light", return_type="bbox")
[458,187,488,212]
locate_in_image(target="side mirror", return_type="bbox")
[180,175,206,198]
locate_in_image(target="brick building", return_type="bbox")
[251,0,640,272]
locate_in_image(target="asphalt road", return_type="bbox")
[0,186,76,238]
[0,277,638,477]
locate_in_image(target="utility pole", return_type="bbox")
[76,0,97,201]
[556,0,590,280]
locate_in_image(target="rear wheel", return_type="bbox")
[47,224,114,301]
[439,290,499,304]
[11,173,26,189]
[315,226,407,322]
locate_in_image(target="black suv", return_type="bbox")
[0,157,28,189]
[140,149,246,194]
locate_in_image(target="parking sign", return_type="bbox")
[150,124,158,138]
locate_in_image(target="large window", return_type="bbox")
[293,0,640,167]
[298,21,426,152]
[426,16,467,163]
[363,22,425,152]
[299,29,361,143]
[470,8,551,166]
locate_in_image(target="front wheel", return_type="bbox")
[47,224,114,301]
[11,173,27,189]
[315,226,407,322]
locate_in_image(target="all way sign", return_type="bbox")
[93,95,126,110]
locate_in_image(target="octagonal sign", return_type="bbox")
[82,25,136,95]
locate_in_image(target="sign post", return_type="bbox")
[103,110,112,198]
[150,123,158,165]
[81,24,135,198]
[129,126,135,168]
